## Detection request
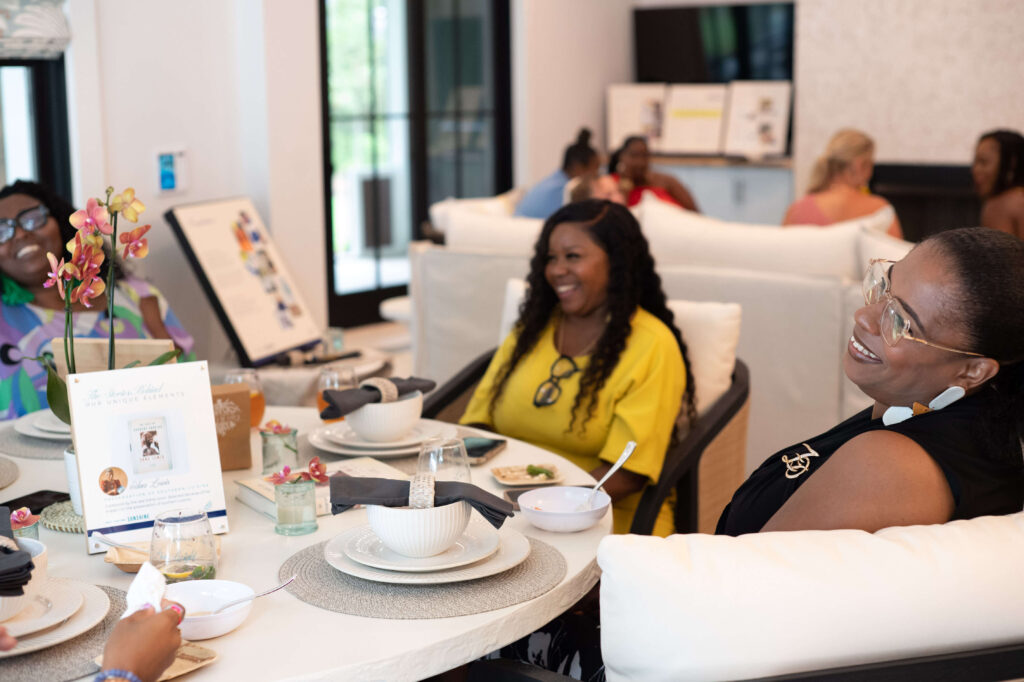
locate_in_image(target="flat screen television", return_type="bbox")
[634,3,794,84]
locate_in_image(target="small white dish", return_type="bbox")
[31,410,71,434]
[323,420,457,450]
[165,579,255,641]
[367,500,471,557]
[518,486,611,533]
[325,527,531,584]
[345,390,423,442]
[0,537,48,623]
[308,429,421,458]
[344,519,500,572]
[12,414,72,442]
[1,579,83,638]
[0,580,108,658]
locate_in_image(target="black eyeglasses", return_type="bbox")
[533,355,579,407]
[0,204,50,244]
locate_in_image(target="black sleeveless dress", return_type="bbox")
[717,387,1024,536]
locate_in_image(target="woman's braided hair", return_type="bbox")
[487,199,697,432]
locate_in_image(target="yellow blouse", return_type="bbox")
[461,308,685,535]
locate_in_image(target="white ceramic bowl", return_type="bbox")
[165,579,255,641]
[0,538,47,622]
[345,390,423,443]
[367,500,471,557]
[518,486,611,533]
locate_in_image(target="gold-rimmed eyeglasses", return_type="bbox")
[863,258,983,357]
[533,355,579,407]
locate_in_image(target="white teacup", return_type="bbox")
[346,390,423,443]
[367,501,471,558]
[0,538,47,622]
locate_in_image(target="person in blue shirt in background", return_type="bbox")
[515,128,600,219]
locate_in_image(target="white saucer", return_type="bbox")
[343,519,500,572]
[0,579,109,658]
[325,527,531,585]
[322,421,458,451]
[308,429,419,458]
[1,579,84,638]
[12,414,72,442]
[31,410,71,435]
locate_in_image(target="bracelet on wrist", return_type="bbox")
[94,669,142,682]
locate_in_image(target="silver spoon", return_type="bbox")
[211,575,296,615]
[577,440,637,511]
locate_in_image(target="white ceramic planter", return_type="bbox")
[64,446,83,516]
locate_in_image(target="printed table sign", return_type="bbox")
[67,361,229,554]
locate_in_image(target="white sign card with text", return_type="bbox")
[67,361,228,554]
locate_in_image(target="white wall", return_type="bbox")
[793,0,1024,194]
[511,0,634,186]
[64,0,326,364]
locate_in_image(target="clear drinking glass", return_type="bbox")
[416,438,472,483]
[149,509,218,583]
[224,369,265,428]
[274,480,318,536]
[316,365,358,423]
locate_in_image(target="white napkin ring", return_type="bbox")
[409,473,435,509]
[360,377,398,404]
[0,536,17,551]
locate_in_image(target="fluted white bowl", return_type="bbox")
[518,486,611,533]
[346,390,423,443]
[0,538,47,622]
[367,500,471,557]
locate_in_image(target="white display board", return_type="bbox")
[166,197,322,366]
[606,83,668,153]
[722,80,792,159]
[67,362,229,554]
[660,84,728,155]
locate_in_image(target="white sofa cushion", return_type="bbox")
[427,188,524,232]
[857,224,915,270]
[444,207,543,255]
[496,280,741,417]
[598,513,1024,681]
[640,199,893,280]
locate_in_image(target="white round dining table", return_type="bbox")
[1,407,611,681]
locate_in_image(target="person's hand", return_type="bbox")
[0,625,16,651]
[100,599,182,682]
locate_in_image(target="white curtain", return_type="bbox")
[0,0,70,60]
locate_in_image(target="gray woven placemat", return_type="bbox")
[279,536,567,619]
[41,500,84,534]
[0,424,67,460]
[0,454,19,490]
[4,585,122,682]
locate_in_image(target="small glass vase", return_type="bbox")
[261,430,299,475]
[274,480,318,536]
[12,522,39,540]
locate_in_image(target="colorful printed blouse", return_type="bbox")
[0,276,195,420]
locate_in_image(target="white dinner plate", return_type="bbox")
[0,579,109,658]
[324,527,531,585]
[342,519,500,572]
[1,579,84,638]
[12,413,72,442]
[322,421,458,451]
[308,429,420,458]
[31,410,71,435]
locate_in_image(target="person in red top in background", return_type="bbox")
[608,136,699,211]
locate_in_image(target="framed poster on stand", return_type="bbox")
[722,80,792,159]
[660,84,728,155]
[165,197,323,367]
[606,83,668,153]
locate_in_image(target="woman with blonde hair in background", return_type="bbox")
[784,129,902,238]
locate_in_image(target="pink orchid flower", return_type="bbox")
[10,507,38,529]
[68,197,112,235]
[70,273,106,307]
[308,456,329,484]
[65,237,105,282]
[260,419,292,435]
[109,188,146,223]
[119,224,151,259]
[264,466,310,485]
[44,252,67,298]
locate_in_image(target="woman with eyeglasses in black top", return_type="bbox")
[461,200,696,536]
[0,180,194,419]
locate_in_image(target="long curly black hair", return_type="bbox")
[487,199,697,433]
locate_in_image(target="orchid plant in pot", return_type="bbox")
[39,187,180,514]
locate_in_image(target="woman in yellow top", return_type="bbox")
[461,199,696,536]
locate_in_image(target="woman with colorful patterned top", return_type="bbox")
[0,181,194,420]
